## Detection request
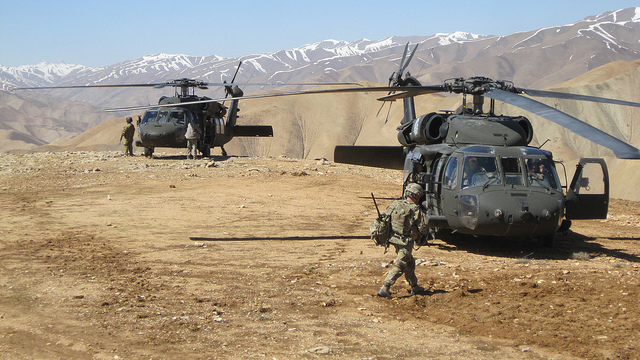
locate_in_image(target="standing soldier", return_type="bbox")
[185,117,202,159]
[378,183,429,298]
[120,117,135,156]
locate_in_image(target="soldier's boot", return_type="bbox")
[409,285,425,295]
[377,283,392,298]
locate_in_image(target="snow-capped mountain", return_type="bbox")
[1,7,639,152]
[0,62,99,91]
[1,34,489,94]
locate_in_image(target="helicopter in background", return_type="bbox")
[15,62,272,157]
[15,62,355,158]
[124,75,270,158]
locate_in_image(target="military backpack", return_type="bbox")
[370,213,392,247]
[370,200,402,247]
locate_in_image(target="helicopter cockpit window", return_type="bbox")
[141,109,158,125]
[461,156,500,189]
[156,110,170,124]
[443,157,458,190]
[526,158,561,190]
[169,110,186,125]
[502,157,523,185]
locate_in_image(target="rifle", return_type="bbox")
[371,192,381,218]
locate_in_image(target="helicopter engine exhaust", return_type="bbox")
[516,117,534,144]
[412,113,447,144]
[399,112,448,146]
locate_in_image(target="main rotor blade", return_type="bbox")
[334,145,405,170]
[231,61,242,84]
[377,86,447,101]
[399,44,418,75]
[398,43,409,74]
[484,89,640,159]
[14,81,358,91]
[105,85,446,112]
[518,88,640,108]
[14,83,164,90]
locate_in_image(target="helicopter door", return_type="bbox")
[566,158,609,219]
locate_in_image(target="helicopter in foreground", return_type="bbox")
[331,44,640,246]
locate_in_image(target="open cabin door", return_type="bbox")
[566,158,609,219]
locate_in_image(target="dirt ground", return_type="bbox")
[1,151,639,360]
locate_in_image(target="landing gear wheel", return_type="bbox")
[144,147,154,158]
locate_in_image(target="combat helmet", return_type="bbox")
[404,183,423,199]
[126,116,133,123]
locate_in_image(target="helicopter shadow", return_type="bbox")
[190,235,371,242]
[149,154,233,161]
[430,230,640,262]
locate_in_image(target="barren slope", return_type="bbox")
[0,151,638,359]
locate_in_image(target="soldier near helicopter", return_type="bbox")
[120,117,135,156]
[378,183,429,298]
[185,117,202,159]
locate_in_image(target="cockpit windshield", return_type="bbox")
[455,155,561,190]
[461,156,501,189]
[140,108,192,125]
[526,158,561,190]
[140,109,159,125]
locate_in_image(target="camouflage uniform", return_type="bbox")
[121,117,135,156]
[379,183,428,298]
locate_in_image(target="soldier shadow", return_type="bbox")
[393,288,482,299]
[430,230,640,262]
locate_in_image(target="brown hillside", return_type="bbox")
[0,90,112,152]
[38,114,144,152]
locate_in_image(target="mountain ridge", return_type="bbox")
[0,7,639,158]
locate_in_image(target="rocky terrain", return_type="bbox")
[1,151,639,359]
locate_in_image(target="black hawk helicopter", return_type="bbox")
[331,44,640,246]
[153,44,640,247]
[14,62,352,158]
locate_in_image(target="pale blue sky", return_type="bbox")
[1,0,638,67]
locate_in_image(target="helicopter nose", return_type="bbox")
[520,211,534,222]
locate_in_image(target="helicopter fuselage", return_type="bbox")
[135,83,272,157]
[336,107,610,246]
[415,145,566,239]
[398,112,609,245]
[136,95,231,156]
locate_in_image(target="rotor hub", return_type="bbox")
[445,77,515,95]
